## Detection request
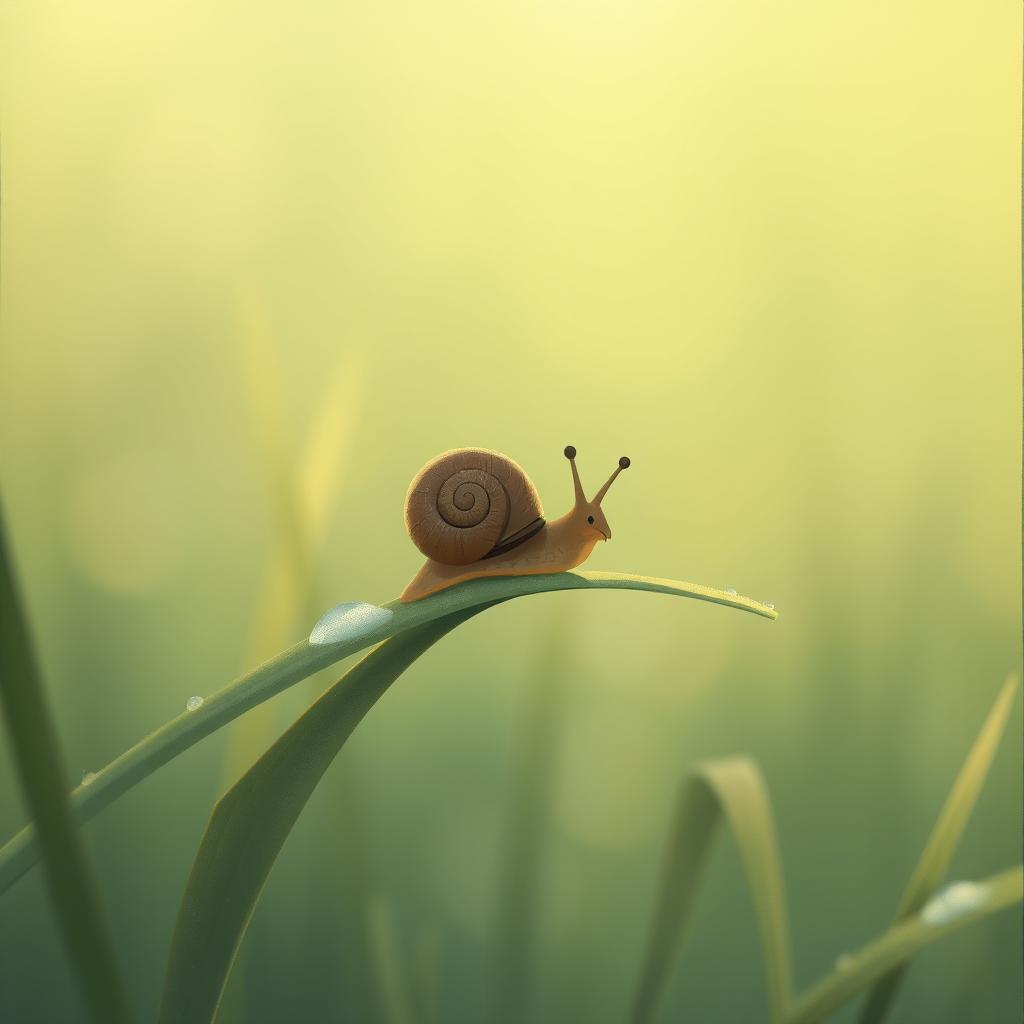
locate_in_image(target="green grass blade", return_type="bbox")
[158,608,486,1024]
[857,675,1019,1024]
[0,571,776,896]
[631,756,793,1024]
[0,504,132,1023]
[787,866,1023,1024]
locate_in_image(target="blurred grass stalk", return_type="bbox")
[220,289,366,1019]
[490,609,574,1023]
[631,676,1021,1024]
[224,286,363,783]
[0,500,132,1023]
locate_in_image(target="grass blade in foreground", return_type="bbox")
[857,675,1019,1024]
[786,866,1023,1024]
[631,757,793,1024]
[0,506,132,1023]
[159,608,487,1024]
[0,571,776,896]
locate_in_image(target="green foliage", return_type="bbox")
[157,576,773,1023]
[630,679,1021,1024]
[0,503,131,1023]
[631,757,792,1024]
[857,674,1020,1023]
[0,571,775,895]
[159,610,487,1023]
[786,867,1022,1024]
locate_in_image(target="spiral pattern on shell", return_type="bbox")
[405,448,544,566]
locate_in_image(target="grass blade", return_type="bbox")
[0,571,776,896]
[631,756,793,1024]
[0,504,132,1023]
[158,608,488,1024]
[857,675,1019,1023]
[787,866,1023,1024]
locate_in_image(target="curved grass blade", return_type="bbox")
[787,866,1023,1024]
[857,674,1019,1024]
[158,608,488,1024]
[0,572,776,896]
[0,505,132,1023]
[631,756,793,1024]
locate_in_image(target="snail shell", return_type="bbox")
[405,448,545,566]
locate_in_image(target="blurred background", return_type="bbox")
[0,1,1021,1021]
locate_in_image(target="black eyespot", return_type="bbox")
[587,515,594,524]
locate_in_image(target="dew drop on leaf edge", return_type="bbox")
[186,695,204,711]
[81,771,97,786]
[309,601,394,646]
[920,881,988,926]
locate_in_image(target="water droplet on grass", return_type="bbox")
[920,881,987,926]
[186,695,204,711]
[725,587,737,596]
[309,602,394,646]
[764,601,775,610]
[81,771,97,786]
[835,954,854,971]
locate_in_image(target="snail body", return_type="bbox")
[401,446,630,602]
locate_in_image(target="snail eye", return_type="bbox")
[587,515,595,524]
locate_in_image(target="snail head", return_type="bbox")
[563,445,631,541]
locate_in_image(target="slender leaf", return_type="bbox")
[787,867,1023,1024]
[158,608,487,1024]
[857,675,1020,1023]
[0,571,776,895]
[0,503,132,1023]
[631,756,793,1024]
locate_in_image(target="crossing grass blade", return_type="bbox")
[786,866,1023,1024]
[856,674,1020,1023]
[0,571,776,896]
[0,504,132,1023]
[631,756,793,1024]
[158,608,489,1024]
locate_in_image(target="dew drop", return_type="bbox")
[81,771,97,787]
[835,953,854,971]
[764,601,775,610]
[920,881,987,926]
[309,601,394,646]
[725,587,738,596]
[186,695,204,712]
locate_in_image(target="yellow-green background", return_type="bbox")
[1,1,1021,1020]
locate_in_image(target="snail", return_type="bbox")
[401,445,630,602]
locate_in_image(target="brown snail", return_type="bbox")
[401,446,630,602]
